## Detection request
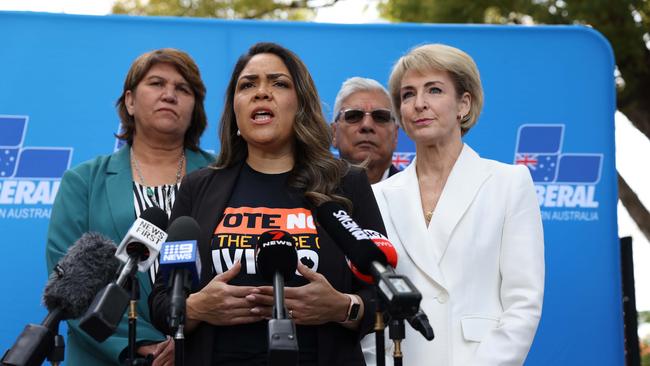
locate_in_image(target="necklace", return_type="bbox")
[424,210,434,224]
[131,147,185,209]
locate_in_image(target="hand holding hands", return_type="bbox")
[247,263,350,325]
[186,261,268,328]
[137,337,174,366]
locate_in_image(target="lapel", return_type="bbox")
[428,144,491,262]
[194,161,244,284]
[106,147,158,294]
[381,144,491,289]
[383,160,448,288]
[105,146,135,244]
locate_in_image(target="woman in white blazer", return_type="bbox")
[362,44,544,366]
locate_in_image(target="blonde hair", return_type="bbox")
[389,44,483,135]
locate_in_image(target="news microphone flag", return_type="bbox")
[159,240,201,289]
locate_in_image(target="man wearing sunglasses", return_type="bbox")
[332,77,400,184]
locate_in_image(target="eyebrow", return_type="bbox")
[238,73,291,81]
[401,80,445,90]
[145,74,191,87]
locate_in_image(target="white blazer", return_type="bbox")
[362,144,544,366]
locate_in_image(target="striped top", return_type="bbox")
[132,181,180,284]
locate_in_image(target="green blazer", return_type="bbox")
[45,146,214,365]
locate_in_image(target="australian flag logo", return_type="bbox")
[514,124,602,184]
[1,116,73,179]
[392,152,415,170]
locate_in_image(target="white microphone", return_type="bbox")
[114,207,168,283]
[78,207,169,342]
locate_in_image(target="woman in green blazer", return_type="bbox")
[45,48,213,366]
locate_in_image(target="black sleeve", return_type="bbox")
[148,172,195,335]
[343,167,387,337]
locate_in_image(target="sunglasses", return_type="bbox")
[336,108,394,124]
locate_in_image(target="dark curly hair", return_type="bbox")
[215,42,350,209]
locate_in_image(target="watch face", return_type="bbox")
[349,302,361,321]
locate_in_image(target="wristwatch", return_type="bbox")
[343,294,361,322]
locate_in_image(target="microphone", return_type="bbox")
[79,207,169,342]
[353,230,434,341]
[317,202,434,341]
[114,206,169,284]
[158,216,201,332]
[315,201,421,319]
[406,310,435,341]
[255,230,299,366]
[349,230,398,284]
[2,233,120,366]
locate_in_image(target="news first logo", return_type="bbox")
[0,116,73,219]
[134,218,167,247]
[514,124,602,221]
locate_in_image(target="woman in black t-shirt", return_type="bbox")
[149,42,387,366]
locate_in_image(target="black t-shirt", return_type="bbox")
[211,164,321,365]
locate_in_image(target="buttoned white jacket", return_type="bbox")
[363,144,544,366]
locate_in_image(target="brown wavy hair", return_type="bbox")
[115,48,207,150]
[215,42,350,209]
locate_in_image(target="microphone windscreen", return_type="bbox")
[315,201,387,274]
[43,232,120,319]
[166,216,201,242]
[140,206,169,232]
[255,230,298,282]
[159,216,202,288]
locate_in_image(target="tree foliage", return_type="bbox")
[111,0,340,20]
[380,0,650,241]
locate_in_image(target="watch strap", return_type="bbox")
[342,294,361,323]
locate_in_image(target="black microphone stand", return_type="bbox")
[267,272,298,366]
[169,270,192,366]
[1,308,66,366]
[123,271,151,366]
[369,262,434,366]
[388,318,405,366]
[127,271,138,364]
[49,331,65,366]
[173,325,184,366]
[373,289,386,366]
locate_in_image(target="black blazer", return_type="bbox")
[150,161,386,366]
[388,164,400,178]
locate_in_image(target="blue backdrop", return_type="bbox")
[0,11,621,365]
